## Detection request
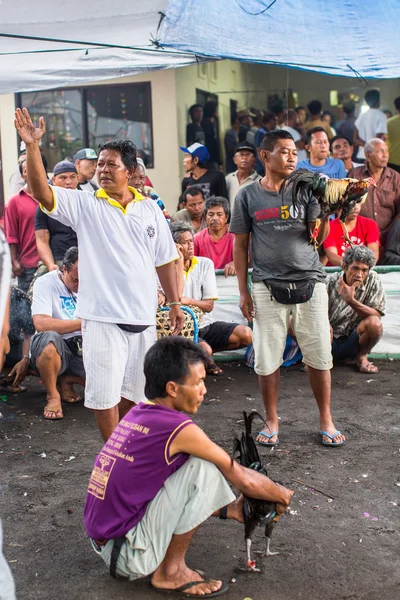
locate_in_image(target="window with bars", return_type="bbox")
[17,82,153,170]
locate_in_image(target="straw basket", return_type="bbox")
[156,306,202,342]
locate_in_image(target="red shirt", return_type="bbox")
[4,189,40,268]
[323,216,380,263]
[194,227,234,269]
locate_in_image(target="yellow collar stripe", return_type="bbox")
[95,186,145,214]
[184,256,199,279]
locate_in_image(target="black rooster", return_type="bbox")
[233,411,279,571]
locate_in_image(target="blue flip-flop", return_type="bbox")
[257,431,279,447]
[320,430,344,447]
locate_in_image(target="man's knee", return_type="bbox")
[199,340,212,356]
[229,325,253,348]
[359,315,383,338]
[37,342,61,363]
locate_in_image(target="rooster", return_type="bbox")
[233,411,280,572]
[281,169,375,249]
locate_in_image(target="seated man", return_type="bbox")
[194,196,236,276]
[297,127,347,178]
[381,219,400,265]
[170,222,252,375]
[31,246,85,419]
[173,186,207,232]
[84,337,293,593]
[327,246,385,373]
[330,135,357,173]
[323,203,380,266]
[29,160,79,298]
[0,286,35,393]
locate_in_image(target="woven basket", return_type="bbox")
[156,306,202,342]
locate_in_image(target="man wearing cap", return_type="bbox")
[28,161,79,295]
[180,143,227,200]
[15,108,183,442]
[225,142,258,208]
[73,148,98,192]
[237,107,256,143]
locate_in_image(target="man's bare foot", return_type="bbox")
[256,420,279,445]
[44,396,63,420]
[60,380,81,403]
[226,495,245,523]
[320,420,345,445]
[356,357,379,373]
[151,565,223,596]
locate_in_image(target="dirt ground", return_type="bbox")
[1,360,399,600]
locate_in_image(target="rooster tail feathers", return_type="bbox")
[243,411,266,436]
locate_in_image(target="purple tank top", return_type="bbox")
[84,403,193,540]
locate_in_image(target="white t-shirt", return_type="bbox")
[183,256,218,326]
[281,125,307,161]
[31,269,80,339]
[355,108,388,159]
[42,187,178,325]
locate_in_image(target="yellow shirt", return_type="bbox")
[303,119,333,140]
[387,114,400,166]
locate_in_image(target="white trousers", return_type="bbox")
[82,320,156,410]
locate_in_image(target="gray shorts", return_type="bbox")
[30,331,85,378]
[91,456,235,580]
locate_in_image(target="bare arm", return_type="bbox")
[35,230,58,270]
[14,108,54,210]
[353,125,365,148]
[9,244,24,277]
[367,242,379,264]
[171,425,293,512]
[33,315,81,335]
[338,279,381,319]
[156,261,184,335]
[181,297,214,312]
[324,246,342,266]
[233,233,253,321]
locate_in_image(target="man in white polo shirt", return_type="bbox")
[15,108,184,441]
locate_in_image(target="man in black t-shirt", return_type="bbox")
[28,160,78,298]
[180,143,228,199]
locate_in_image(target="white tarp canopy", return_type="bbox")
[0,0,202,93]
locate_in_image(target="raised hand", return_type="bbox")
[14,107,46,145]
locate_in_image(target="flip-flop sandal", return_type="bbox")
[0,383,27,394]
[357,362,379,374]
[206,363,223,376]
[256,431,279,447]
[320,430,344,447]
[150,579,229,597]
[43,407,64,420]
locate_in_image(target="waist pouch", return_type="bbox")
[263,279,316,305]
[117,324,149,333]
[65,335,83,356]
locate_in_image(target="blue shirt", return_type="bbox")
[296,157,347,179]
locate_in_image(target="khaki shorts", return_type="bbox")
[252,281,332,376]
[91,457,235,580]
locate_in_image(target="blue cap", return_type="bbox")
[179,143,210,163]
[53,161,77,176]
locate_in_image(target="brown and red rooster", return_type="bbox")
[281,169,375,248]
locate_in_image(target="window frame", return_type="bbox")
[16,80,154,168]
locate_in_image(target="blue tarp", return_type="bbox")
[160,0,400,79]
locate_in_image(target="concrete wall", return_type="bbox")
[0,61,399,214]
[0,69,181,212]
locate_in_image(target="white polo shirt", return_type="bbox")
[183,256,218,326]
[41,187,178,325]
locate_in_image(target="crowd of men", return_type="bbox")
[0,91,395,596]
